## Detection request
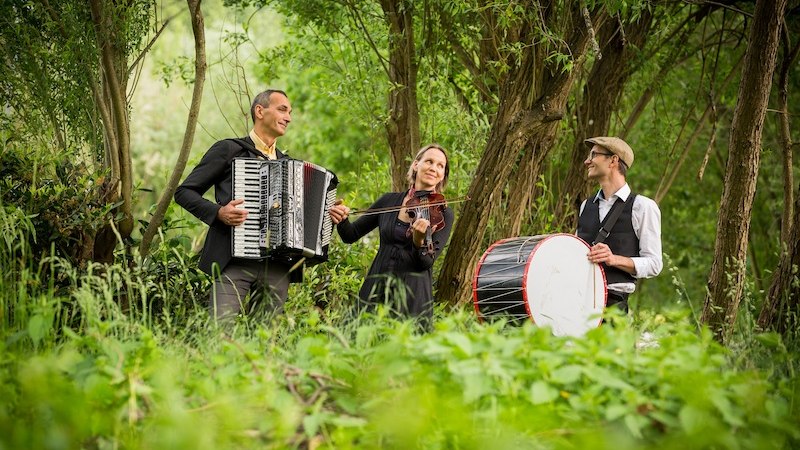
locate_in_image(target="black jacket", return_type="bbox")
[336,191,454,321]
[175,137,300,280]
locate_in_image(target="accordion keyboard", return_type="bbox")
[231,159,264,258]
[230,157,338,264]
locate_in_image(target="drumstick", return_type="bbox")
[592,262,596,309]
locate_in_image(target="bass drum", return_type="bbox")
[472,234,606,337]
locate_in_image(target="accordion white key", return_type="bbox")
[231,158,338,265]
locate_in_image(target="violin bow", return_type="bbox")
[347,195,471,217]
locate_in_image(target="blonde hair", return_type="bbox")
[406,143,450,192]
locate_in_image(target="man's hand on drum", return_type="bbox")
[329,200,350,225]
[587,243,615,265]
[588,243,637,274]
[217,199,248,227]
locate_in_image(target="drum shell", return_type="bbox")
[472,234,607,336]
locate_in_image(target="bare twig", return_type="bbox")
[129,13,179,76]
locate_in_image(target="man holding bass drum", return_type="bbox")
[577,136,663,314]
[472,136,662,335]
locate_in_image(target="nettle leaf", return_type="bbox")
[583,366,635,392]
[329,414,367,428]
[449,359,491,403]
[709,390,744,427]
[444,332,473,357]
[550,364,583,385]
[421,340,455,358]
[624,413,647,439]
[678,404,706,434]
[529,381,559,405]
[605,403,628,421]
[27,314,50,344]
[303,412,323,437]
[462,373,492,404]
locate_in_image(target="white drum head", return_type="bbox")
[523,234,606,337]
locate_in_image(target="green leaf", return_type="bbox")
[445,333,473,357]
[27,314,49,344]
[303,413,322,437]
[624,413,646,439]
[330,414,367,428]
[710,390,744,427]
[605,403,628,421]
[679,404,706,434]
[529,381,559,405]
[754,332,782,348]
[550,365,583,385]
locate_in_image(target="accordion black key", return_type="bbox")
[231,158,338,266]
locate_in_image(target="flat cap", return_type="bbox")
[584,136,634,168]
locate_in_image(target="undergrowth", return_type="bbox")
[0,207,798,450]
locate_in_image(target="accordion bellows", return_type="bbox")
[231,158,338,266]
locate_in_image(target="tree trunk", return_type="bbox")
[437,4,597,305]
[90,0,134,262]
[380,0,420,190]
[757,28,800,335]
[555,12,653,231]
[502,145,544,238]
[139,0,207,257]
[776,29,799,245]
[701,0,786,343]
[757,182,800,334]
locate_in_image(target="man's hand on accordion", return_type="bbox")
[217,199,249,227]
[329,199,350,225]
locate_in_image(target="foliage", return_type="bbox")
[0,0,156,154]
[0,0,100,148]
[1,169,799,449]
[2,1,800,447]
[0,246,798,449]
[0,142,115,266]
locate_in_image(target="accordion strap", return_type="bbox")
[228,138,265,159]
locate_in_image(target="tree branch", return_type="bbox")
[128,13,178,76]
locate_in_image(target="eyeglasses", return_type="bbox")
[588,150,614,160]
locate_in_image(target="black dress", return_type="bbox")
[336,191,454,323]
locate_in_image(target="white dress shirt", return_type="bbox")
[579,183,663,293]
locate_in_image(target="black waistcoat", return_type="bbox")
[577,193,639,285]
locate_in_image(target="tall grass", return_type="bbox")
[0,205,799,449]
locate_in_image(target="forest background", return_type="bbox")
[1,0,799,448]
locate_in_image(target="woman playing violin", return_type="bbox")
[328,144,454,327]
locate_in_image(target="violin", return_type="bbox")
[345,193,470,256]
[405,190,447,256]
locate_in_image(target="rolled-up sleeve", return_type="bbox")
[631,196,663,279]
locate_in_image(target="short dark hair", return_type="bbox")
[250,89,288,123]
[618,159,628,177]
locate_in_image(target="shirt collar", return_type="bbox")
[249,129,277,159]
[593,183,631,203]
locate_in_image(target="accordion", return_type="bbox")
[231,158,338,265]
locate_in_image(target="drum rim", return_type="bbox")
[521,233,607,328]
[473,233,608,329]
